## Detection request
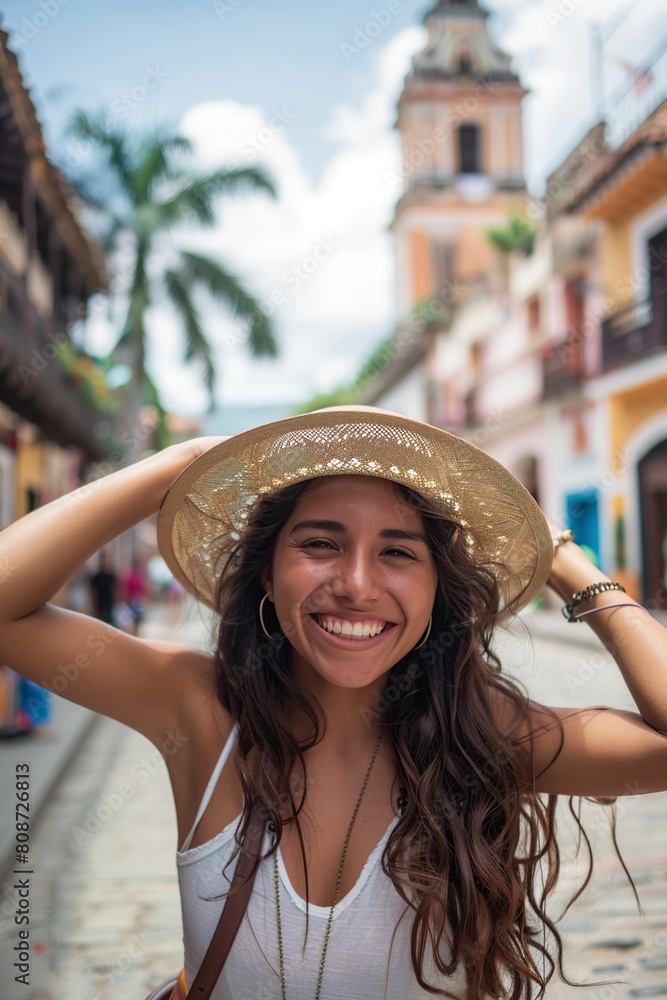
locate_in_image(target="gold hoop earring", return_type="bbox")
[413,615,432,651]
[259,593,279,641]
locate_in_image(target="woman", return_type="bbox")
[1,406,666,1000]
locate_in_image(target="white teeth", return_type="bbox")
[316,616,387,639]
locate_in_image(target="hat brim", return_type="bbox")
[157,407,553,615]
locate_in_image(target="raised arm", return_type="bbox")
[507,539,667,797]
[0,438,224,747]
[547,540,667,735]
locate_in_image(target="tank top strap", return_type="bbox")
[179,721,239,853]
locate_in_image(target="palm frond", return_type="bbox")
[164,268,216,398]
[132,134,192,203]
[153,179,217,230]
[179,250,277,357]
[66,109,135,199]
[245,308,278,358]
[202,165,277,201]
[157,165,276,232]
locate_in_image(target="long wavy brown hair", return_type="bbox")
[211,477,637,999]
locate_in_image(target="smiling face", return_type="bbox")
[262,475,438,692]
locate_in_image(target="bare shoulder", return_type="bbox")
[155,643,236,841]
[485,685,560,787]
[148,639,232,743]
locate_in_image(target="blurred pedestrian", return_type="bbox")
[89,551,117,625]
[120,558,148,636]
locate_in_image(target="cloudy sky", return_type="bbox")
[0,0,659,415]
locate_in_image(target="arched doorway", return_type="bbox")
[514,455,540,506]
[638,439,667,609]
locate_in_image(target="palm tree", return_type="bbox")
[64,110,278,427]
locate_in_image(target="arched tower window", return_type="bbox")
[458,123,481,173]
[457,39,472,75]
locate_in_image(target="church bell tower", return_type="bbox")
[391,0,529,319]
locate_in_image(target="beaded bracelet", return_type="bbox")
[562,581,626,623]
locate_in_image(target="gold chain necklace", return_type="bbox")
[269,730,384,1000]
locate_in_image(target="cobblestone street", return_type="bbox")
[4,604,667,998]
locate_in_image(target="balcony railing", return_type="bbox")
[601,297,666,371]
[605,33,667,151]
[542,339,585,398]
[0,257,107,457]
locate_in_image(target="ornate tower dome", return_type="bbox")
[414,1,519,81]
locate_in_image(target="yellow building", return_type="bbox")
[555,97,667,606]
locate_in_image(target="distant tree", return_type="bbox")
[486,215,536,255]
[65,111,278,430]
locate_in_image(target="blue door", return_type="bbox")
[566,490,600,565]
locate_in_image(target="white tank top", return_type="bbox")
[176,723,471,999]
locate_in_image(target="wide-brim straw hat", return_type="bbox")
[157,406,554,615]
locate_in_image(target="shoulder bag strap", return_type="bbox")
[185,800,266,999]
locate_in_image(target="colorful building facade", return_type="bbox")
[552,93,667,606]
[0,28,108,531]
[363,2,667,608]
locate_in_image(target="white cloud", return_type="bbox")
[150,26,425,414]
[86,2,660,417]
